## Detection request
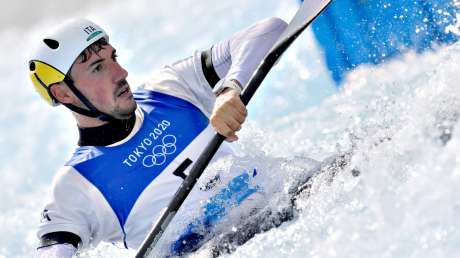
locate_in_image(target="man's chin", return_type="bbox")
[114,102,137,120]
[117,112,135,121]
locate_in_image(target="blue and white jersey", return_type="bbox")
[37,52,235,249]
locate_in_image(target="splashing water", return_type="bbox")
[217,44,460,257]
[2,0,460,257]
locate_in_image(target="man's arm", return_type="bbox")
[142,17,286,140]
[35,167,99,256]
[206,17,287,92]
[206,17,287,141]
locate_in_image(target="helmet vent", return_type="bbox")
[43,39,59,50]
[29,61,36,71]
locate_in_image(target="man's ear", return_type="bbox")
[49,82,76,105]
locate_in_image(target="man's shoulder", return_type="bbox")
[50,165,89,192]
[65,146,104,167]
[64,145,129,175]
[133,88,203,111]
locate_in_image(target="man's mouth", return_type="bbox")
[118,87,129,97]
[116,79,131,97]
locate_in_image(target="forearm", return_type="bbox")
[211,17,287,88]
[208,18,286,140]
[142,17,287,116]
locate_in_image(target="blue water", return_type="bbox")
[2,0,460,257]
[311,0,459,83]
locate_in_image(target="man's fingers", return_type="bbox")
[211,107,246,129]
[228,104,247,124]
[234,110,246,124]
[215,118,240,136]
[233,100,247,118]
[225,134,238,142]
[232,97,247,116]
[226,117,242,132]
[210,91,248,142]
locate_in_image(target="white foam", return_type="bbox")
[3,0,460,257]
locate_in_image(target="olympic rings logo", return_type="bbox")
[142,134,177,167]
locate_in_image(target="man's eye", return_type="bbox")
[93,64,102,73]
[112,54,118,62]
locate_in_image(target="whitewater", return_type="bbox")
[2,0,460,257]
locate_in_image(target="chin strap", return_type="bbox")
[62,76,117,122]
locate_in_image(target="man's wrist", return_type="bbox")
[214,79,243,96]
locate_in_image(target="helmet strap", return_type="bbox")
[63,76,117,122]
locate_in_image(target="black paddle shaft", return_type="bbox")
[135,1,332,257]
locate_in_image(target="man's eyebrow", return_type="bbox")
[88,58,104,69]
[87,49,116,70]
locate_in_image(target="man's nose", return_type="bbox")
[112,62,128,82]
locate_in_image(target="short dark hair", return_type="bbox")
[78,37,108,63]
[67,37,108,78]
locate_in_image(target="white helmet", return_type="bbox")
[29,18,109,106]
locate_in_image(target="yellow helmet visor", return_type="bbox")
[29,60,66,106]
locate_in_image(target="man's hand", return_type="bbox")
[210,85,247,142]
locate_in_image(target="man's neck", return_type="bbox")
[76,114,136,146]
[72,111,137,146]
[74,112,109,128]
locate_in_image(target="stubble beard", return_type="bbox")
[112,100,137,120]
[112,79,137,120]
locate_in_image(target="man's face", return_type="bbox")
[69,44,136,120]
